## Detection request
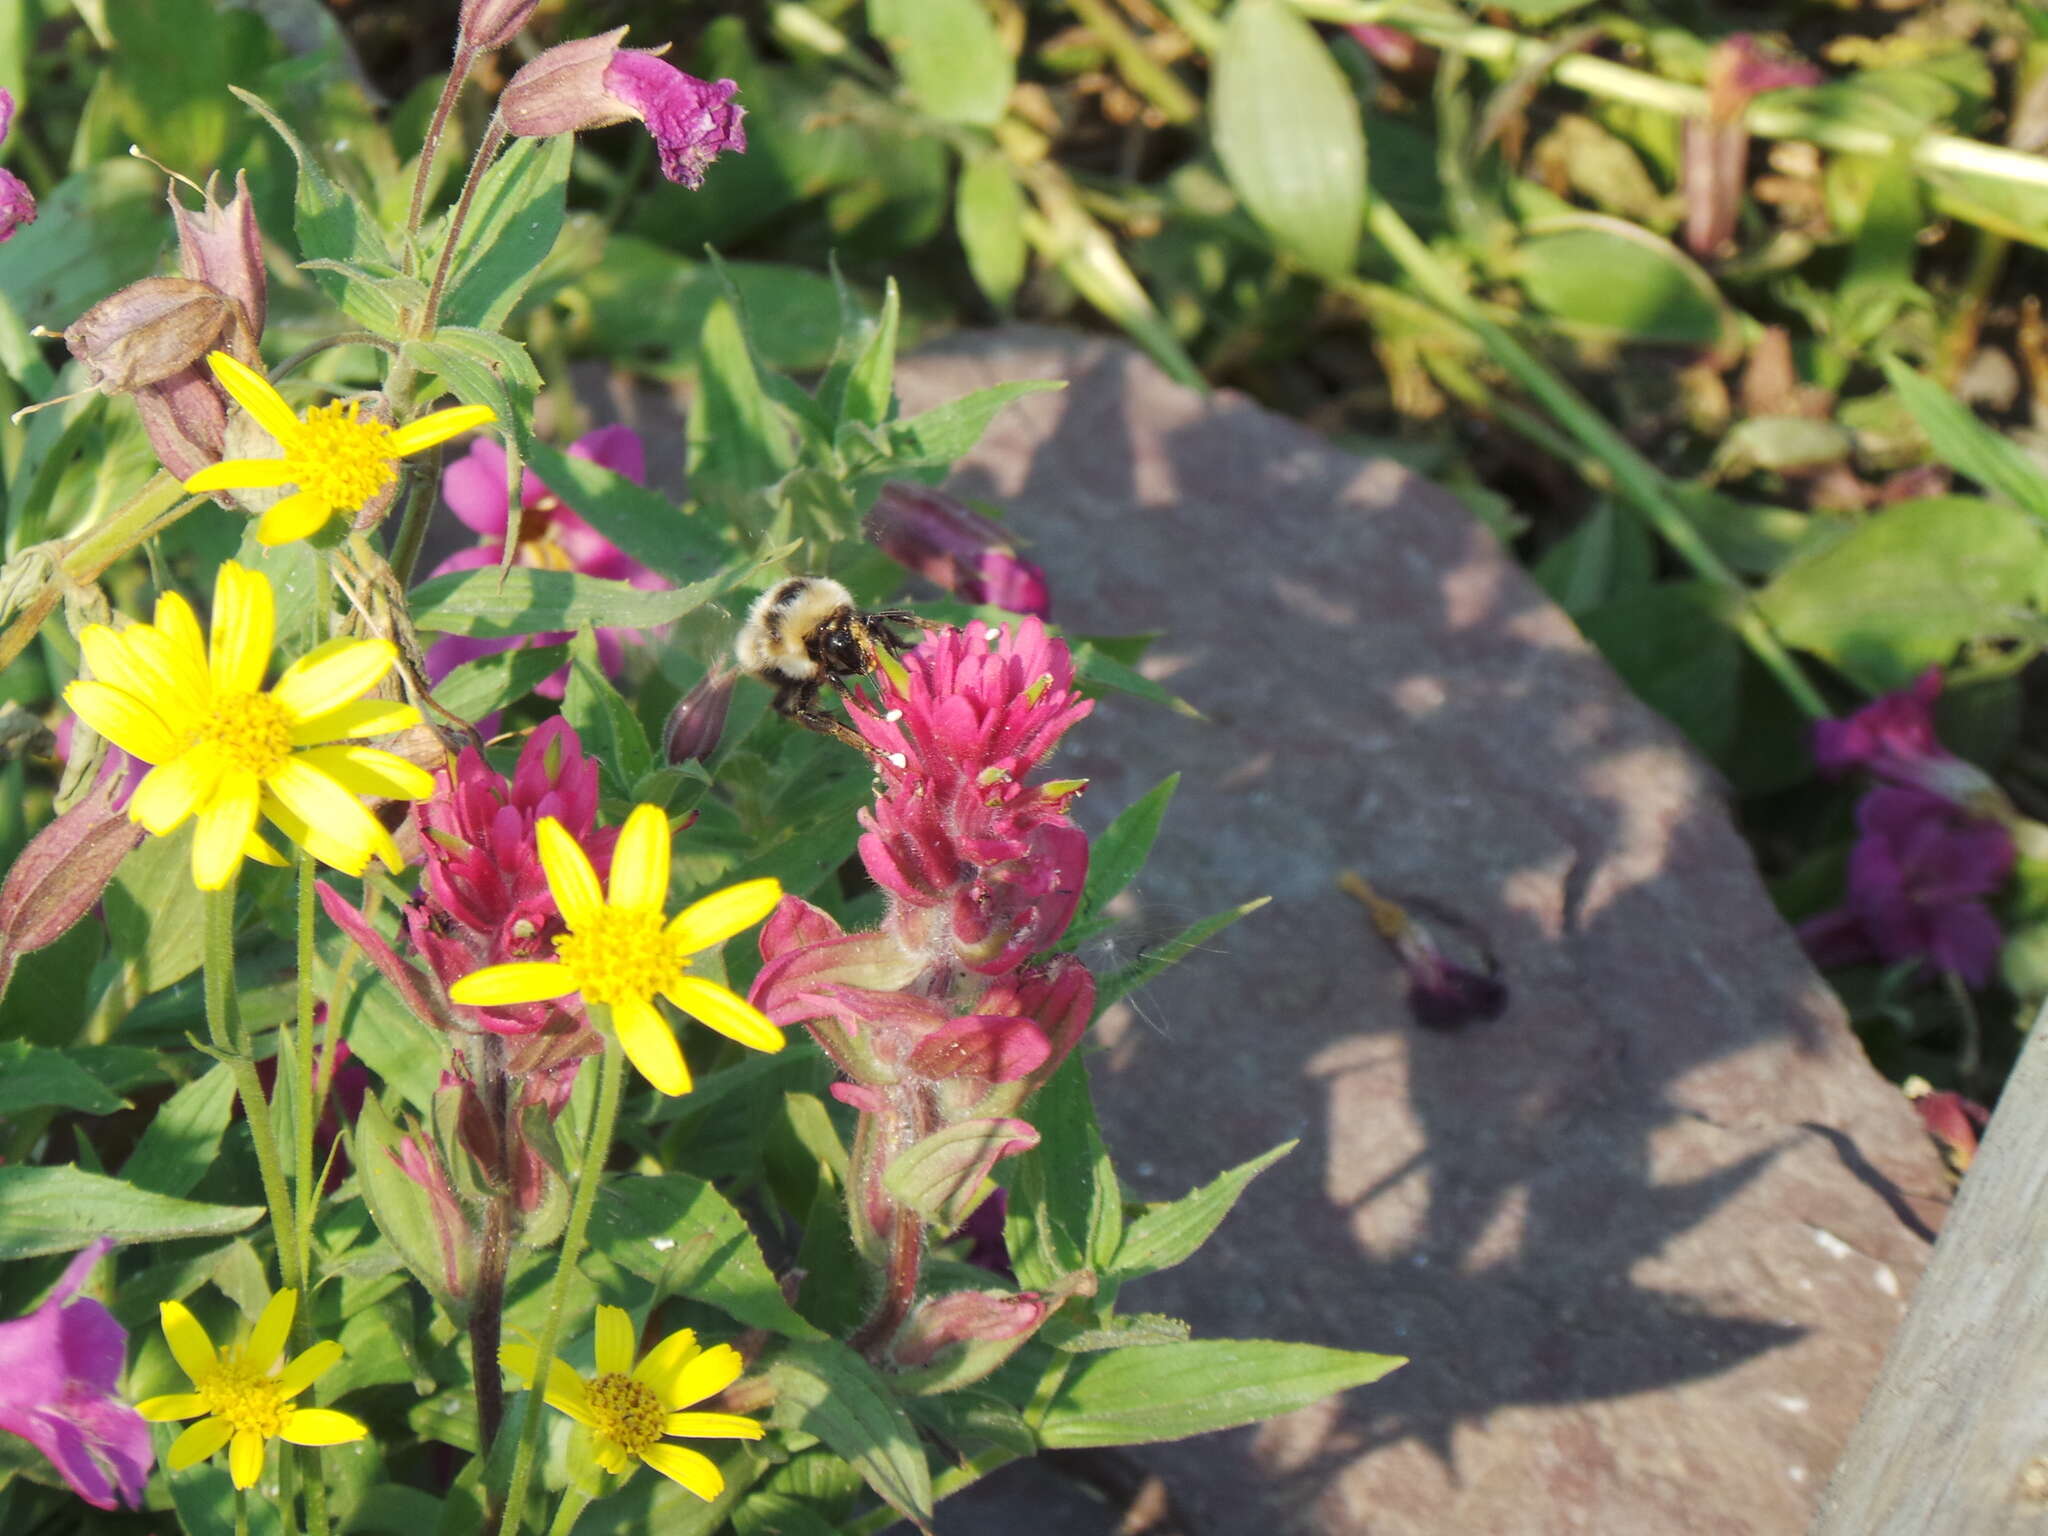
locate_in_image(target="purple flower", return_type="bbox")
[863,483,1053,618]
[1682,34,1820,256]
[424,426,661,700]
[1798,787,2015,987]
[1812,668,2002,808]
[0,91,36,244]
[0,1241,150,1510]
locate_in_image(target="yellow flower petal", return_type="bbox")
[125,618,210,721]
[294,744,434,802]
[78,625,164,701]
[289,696,424,748]
[277,1339,344,1399]
[271,637,399,724]
[500,1345,596,1425]
[595,1306,636,1378]
[192,773,261,891]
[637,1442,723,1501]
[450,962,578,1007]
[135,1393,208,1423]
[129,753,223,837]
[208,561,273,697]
[612,996,690,1096]
[256,489,334,547]
[264,757,403,876]
[184,457,296,495]
[386,404,497,457]
[666,878,783,956]
[663,1411,764,1441]
[278,1408,367,1446]
[64,680,181,764]
[666,1342,746,1412]
[535,817,604,927]
[153,590,210,686]
[608,804,672,913]
[633,1328,702,1404]
[664,978,783,1056]
[244,1288,297,1372]
[228,1426,266,1490]
[166,1416,234,1471]
[206,351,299,442]
[243,828,290,867]
[160,1301,218,1383]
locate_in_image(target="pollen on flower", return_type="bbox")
[196,692,295,774]
[195,1359,289,1440]
[284,401,399,515]
[585,1372,666,1456]
[555,906,688,1005]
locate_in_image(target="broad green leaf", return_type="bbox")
[124,1065,236,1199]
[103,826,206,994]
[869,0,1014,126]
[1212,0,1366,277]
[688,296,794,507]
[434,134,572,331]
[1094,897,1271,1013]
[1074,776,1177,930]
[956,152,1029,310]
[1880,356,2048,524]
[523,439,729,581]
[843,278,901,429]
[1514,218,1728,347]
[1038,1339,1405,1447]
[768,1338,934,1528]
[335,974,442,1114]
[429,643,570,725]
[1757,496,2048,692]
[732,1493,840,1536]
[409,563,747,638]
[1110,1140,1294,1281]
[905,1390,1036,1458]
[0,1041,127,1117]
[0,1166,260,1258]
[587,1173,823,1339]
[1001,1054,1119,1291]
[562,628,654,796]
[155,1425,285,1536]
[105,0,272,172]
[886,380,1065,470]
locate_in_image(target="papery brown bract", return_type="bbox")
[0,776,143,997]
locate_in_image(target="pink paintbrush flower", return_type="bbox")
[863,484,1052,618]
[0,91,36,243]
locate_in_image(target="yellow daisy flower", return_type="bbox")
[446,803,783,1095]
[136,1288,367,1492]
[183,351,497,547]
[501,1305,763,1500]
[63,560,434,891]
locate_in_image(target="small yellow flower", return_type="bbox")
[502,1305,763,1499]
[447,803,783,1095]
[63,560,434,890]
[136,1288,367,1491]
[183,351,497,546]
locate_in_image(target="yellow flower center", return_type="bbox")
[197,691,295,775]
[283,400,398,515]
[556,907,688,1006]
[196,1357,289,1439]
[585,1372,666,1457]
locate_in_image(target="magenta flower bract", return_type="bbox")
[0,91,37,243]
[425,426,660,700]
[0,1241,150,1510]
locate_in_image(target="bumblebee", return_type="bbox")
[734,576,934,761]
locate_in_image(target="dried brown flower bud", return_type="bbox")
[0,776,143,998]
[458,0,541,50]
[65,277,240,394]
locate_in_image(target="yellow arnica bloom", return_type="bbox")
[136,1288,367,1491]
[183,351,497,546]
[63,560,434,891]
[502,1305,763,1499]
[448,803,783,1095]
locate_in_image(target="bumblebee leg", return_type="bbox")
[774,677,896,762]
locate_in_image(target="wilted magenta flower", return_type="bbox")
[1341,871,1506,1030]
[1682,35,1820,256]
[426,426,659,700]
[1812,668,2002,810]
[864,484,1052,618]
[0,1241,150,1510]
[499,27,747,190]
[1907,1082,1989,1175]
[1798,787,2015,987]
[0,91,35,243]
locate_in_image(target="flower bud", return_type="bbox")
[887,1288,1046,1371]
[0,776,143,979]
[458,0,540,50]
[864,483,1052,617]
[663,668,735,765]
[65,277,240,394]
[169,171,266,345]
[0,91,35,244]
[1905,1078,1988,1177]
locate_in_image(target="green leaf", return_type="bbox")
[0,1041,127,1117]
[407,327,541,440]
[956,152,1029,310]
[350,1093,469,1321]
[1880,356,2048,524]
[885,380,1065,471]
[1531,499,1656,617]
[523,439,729,581]
[1578,581,1744,761]
[410,564,748,638]
[1069,641,1202,718]
[1111,1141,1295,1282]
[1756,496,2048,692]
[768,1338,934,1529]
[434,134,572,331]
[587,1173,824,1339]
[883,1118,1038,1230]
[869,0,1014,126]
[1038,1339,1404,1447]
[0,1166,260,1258]
[562,629,654,795]
[0,159,162,352]
[1075,776,1177,931]
[1212,0,1367,278]
[1094,897,1271,1014]
[688,296,794,507]
[336,974,442,1114]
[123,1065,236,1198]
[103,826,206,994]
[429,643,570,725]
[1514,218,1729,348]
[843,278,901,429]
[1002,1054,1119,1290]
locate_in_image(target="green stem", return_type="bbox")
[544,1487,594,1536]
[1360,198,1829,718]
[422,116,510,335]
[1065,0,1202,124]
[235,1486,250,1536]
[290,851,332,1536]
[496,1040,627,1536]
[385,446,446,588]
[408,42,483,246]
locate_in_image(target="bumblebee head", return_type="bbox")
[816,617,874,678]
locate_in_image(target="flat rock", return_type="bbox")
[878,328,1951,1535]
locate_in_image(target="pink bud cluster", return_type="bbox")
[749,619,1095,1369]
